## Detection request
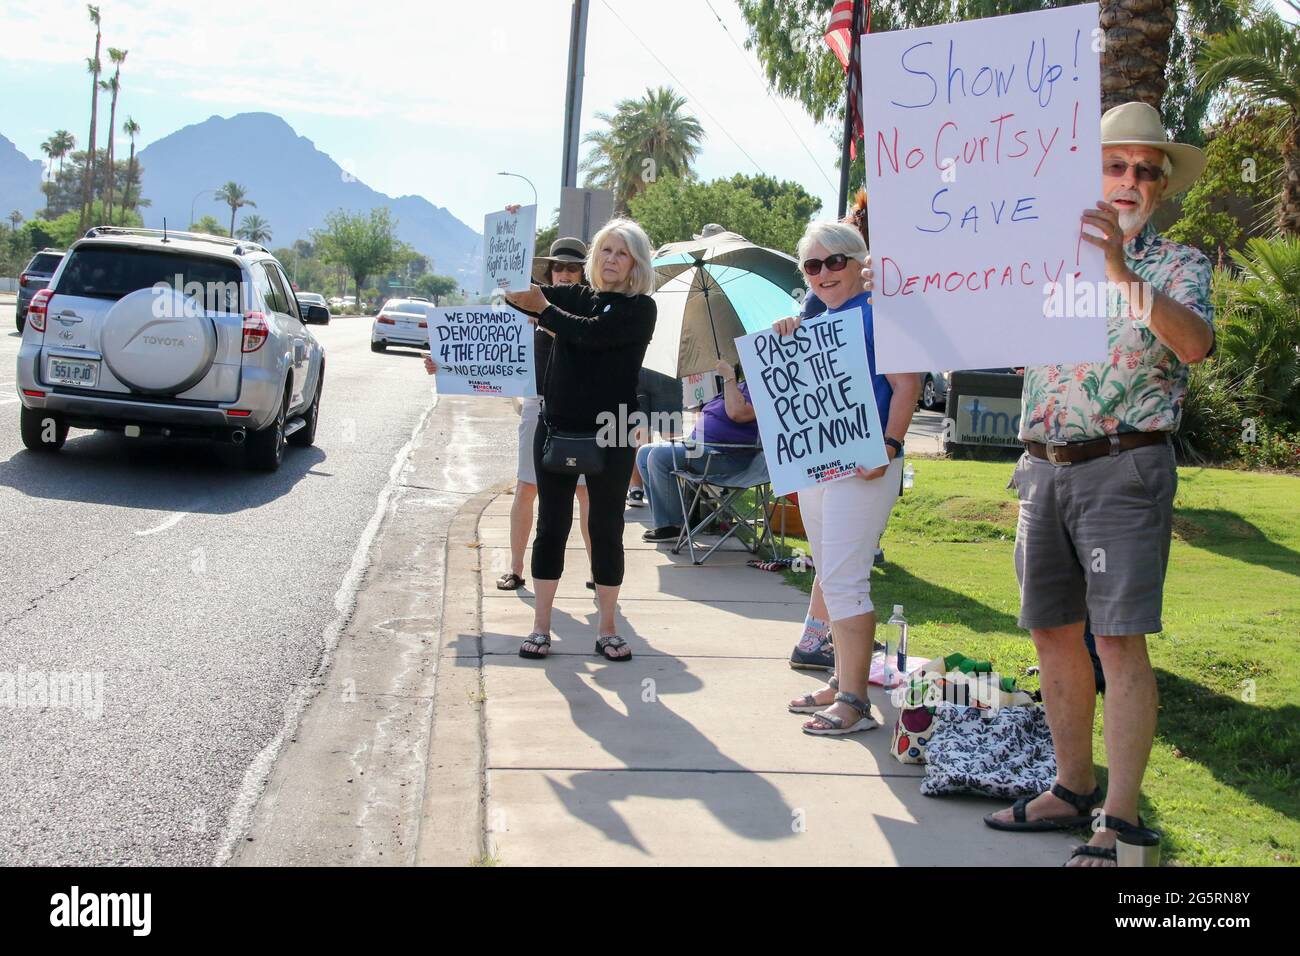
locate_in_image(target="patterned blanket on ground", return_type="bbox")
[920,703,1057,799]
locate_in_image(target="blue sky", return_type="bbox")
[2,0,1294,238]
[0,0,844,233]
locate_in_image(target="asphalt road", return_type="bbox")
[0,307,458,864]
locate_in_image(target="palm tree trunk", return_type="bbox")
[1280,120,1300,237]
[80,46,102,233]
[121,142,136,226]
[1099,0,1176,111]
[229,205,237,238]
[105,90,118,224]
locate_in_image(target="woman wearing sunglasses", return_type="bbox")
[774,221,921,735]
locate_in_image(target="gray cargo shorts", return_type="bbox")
[1011,438,1177,636]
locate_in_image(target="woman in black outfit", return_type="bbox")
[504,217,657,661]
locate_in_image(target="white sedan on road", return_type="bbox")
[370,298,432,353]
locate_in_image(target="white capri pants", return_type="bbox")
[798,457,904,621]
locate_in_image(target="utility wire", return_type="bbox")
[701,0,839,194]
[598,0,768,177]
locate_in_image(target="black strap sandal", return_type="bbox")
[983,782,1104,832]
[594,634,631,661]
[497,572,526,591]
[1066,845,1117,865]
[519,632,551,660]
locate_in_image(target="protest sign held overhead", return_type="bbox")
[482,204,537,295]
[736,308,888,498]
[860,3,1107,374]
[427,305,536,398]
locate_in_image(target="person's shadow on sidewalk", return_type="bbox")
[532,618,799,855]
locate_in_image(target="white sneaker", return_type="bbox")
[626,488,647,507]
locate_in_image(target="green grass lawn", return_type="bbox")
[776,458,1300,866]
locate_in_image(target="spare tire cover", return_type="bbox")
[101,286,218,394]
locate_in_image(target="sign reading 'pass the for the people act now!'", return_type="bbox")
[737,308,887,498]
[861,3,1107,375]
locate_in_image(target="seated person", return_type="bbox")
[636,359,759,542]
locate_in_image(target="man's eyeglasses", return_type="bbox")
[801,253,851,276]
[1102,159,1165,183]
[551,261,583,275]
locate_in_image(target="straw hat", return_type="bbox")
[1100,102,1205,197]
[532,236,588,283]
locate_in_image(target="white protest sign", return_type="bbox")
[428,305,535,398]
[735,307,888,498]
[860,3,1106,374]
[482,204,537,295]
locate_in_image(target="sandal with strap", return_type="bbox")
[788,675,839,714]
[803,691,876,736]
[1064,814,1143,867]
[595,634,632,662]
[519,632,551,660]
[983,782,1104,832]
[497,572,526,591]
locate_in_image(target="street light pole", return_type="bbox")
[561,0,589,190]
[496,171,538,208]
[190,187,215,230]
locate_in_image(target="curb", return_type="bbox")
[414,484,509,866]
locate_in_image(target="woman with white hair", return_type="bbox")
[504,218,657,662]
[775,220,921,734]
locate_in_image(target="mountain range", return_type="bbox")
[0,113,482,281]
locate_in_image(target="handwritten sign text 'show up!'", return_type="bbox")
[736,308,888,498]
[481,205,537,295]
[861,3,1106,374]
[427,305,535,398]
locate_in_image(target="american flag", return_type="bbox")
[825,0,869,160]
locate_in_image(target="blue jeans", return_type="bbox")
[635,441,755,529]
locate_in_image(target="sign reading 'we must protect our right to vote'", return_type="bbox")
[861,3,1107,375]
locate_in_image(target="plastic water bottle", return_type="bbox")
[884,604,909,688]
[902,462,915,491]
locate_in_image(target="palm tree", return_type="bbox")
[8,211,22,233]
[79,4,103,235]
[580,86,704,212]
[1199,10,1300,236]
[236,215,272,244]
[1099,0,1177,110]
[215,182,255,238]
[50,130,75,179]
[119,117,140,225]
[40,137,55,182]
[103,47,127,224]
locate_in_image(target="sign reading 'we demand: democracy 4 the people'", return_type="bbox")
[736,308,888,497]
[861,3,1107,374]
[427,306,536,398]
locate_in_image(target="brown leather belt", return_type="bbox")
[1025,431,1170,466]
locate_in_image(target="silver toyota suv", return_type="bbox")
[15,227,328,471]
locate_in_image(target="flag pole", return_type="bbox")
[836,0,863,219]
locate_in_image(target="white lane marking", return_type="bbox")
[213,394,440,866]
[135,511,190,536]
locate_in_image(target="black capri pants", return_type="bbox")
[531,415,638,586]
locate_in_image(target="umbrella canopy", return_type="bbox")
[647,231,805,379]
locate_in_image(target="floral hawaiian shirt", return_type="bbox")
[1020,221,1214,442]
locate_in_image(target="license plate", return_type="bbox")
[47,356,99,388]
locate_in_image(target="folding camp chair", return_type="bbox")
[669,442,779,565]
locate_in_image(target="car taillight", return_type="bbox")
[19,274,29,287]
[27,289,52,332]
[418,321,427,328]
[242,311,269,352]
[377,315,395,325]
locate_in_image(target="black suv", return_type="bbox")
[16,249,65,332]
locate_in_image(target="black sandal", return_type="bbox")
[519,632,551,659]
[983,782,1104,832]
[1064,814,1143,867]
[497,572,525,591]
[594,635,631,661]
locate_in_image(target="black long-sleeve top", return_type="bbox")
[520,284,657,430]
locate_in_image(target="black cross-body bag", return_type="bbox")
[538,329,606,476]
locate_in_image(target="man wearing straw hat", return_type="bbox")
[975,102,1216,865]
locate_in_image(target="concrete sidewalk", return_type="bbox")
[466,494,1077,866]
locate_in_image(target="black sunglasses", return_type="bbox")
[802,253,851,276]
[1102,159,1164,183]
[551,261,583,274]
